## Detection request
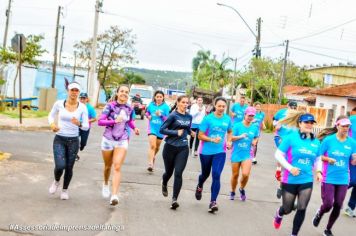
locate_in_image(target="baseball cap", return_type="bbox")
[79,92,88,98]
[245,106,256,116]
[288,101,298,107]
[336,118,351,126]
[299,113,316,123]
[68,82,81,91]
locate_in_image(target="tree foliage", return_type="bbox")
[74,25,137,101]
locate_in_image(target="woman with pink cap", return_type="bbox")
[313,115,356,236]
[228,106,259,201]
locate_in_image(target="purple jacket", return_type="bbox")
[98,101,136,141]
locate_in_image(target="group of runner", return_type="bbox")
[47,82,356,235]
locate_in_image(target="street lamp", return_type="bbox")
[216,3,261,58]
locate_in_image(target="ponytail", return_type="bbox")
[278,110,306,128]
[317,115,349,141]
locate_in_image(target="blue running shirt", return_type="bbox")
[146,102,171,138]
[231,122,259,162]
[278,132,320,184]
[199,113,232,155]
[231,103,248,123]
[320,134,356,185]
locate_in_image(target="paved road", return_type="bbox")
[0,120,354,236]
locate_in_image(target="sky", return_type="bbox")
[1,0,356,71]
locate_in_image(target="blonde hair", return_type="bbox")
[277,110,306,128]
[317,115,348,141]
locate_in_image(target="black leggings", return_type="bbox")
[189,128,200,151]
[162,143,189,199]
[53,135,79,189]
[278,182,313,235]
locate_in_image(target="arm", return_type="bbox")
[159,114,179,136]
[89,107,97,123]
[48,101,59,125]
[275,149,293,171]
[127,110,136,130]
[97,104,116,126]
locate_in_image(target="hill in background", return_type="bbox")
[125,67,192,90]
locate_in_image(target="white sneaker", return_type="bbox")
[102,184,111,198]
[60,190,69,200]
[49,180,60,194]
[344,206,356,217]
[110,195,119,206]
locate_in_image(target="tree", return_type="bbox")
[0,34,46,98]
[75,26,137,101]
[192,50,232,92]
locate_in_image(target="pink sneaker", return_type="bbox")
[49,181,60,194]
[60,190,69,200]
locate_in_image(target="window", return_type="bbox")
[332,104,337,112]
[319,103,324,107]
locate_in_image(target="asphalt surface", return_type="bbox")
[0,119,355,236]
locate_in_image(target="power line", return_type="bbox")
[290,17,356,42]
[293,42,356,55]
[289,46,355,62]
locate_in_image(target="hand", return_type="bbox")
[252,139,258,146]
[147,115,152,121]
[226,141,232,150]
[198,107,203,112]
[71,117,80,126]
[155,110,161,116]
[290,167,300,176]
[316,172,323,182]
[231,112,236,117]
[50,123,59,132]
[212,136,221,144]
[191,131,196,138]
[275,123,282,130]
[115,116,123,123]
[134,128,140,135]
[328,158,336,165]
[177,129,184,136]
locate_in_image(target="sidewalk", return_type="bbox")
[0,114,49,131]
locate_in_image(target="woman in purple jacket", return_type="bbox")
[98,85,140,206]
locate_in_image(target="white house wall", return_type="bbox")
[315,95,348,120]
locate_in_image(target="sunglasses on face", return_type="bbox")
[302,121,314,124]
[70,89,79,92]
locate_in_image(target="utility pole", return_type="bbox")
[88,0,103,106]
[59,26,65,66]
[3,0,12,48]
[232,58,237,102]
[51,6,62,88]
[278,40,289,104]
[255,17,262,58]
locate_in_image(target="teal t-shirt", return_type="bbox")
[231,103,248,123]
[199,113,232,155]
[231,122,259,162]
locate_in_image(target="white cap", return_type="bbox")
[68,82,81,91]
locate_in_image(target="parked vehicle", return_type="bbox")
[129,84,154,120]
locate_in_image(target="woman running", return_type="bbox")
[146,90,170,172]
[230,95,248,124]
[48,82,89,200]
[229,107,259,201]
[98,84,140,206]
[159,95,193,210]
[312,116,356,236]
[273,113,321,236]
[251,102,266,164]
[194,97,232,213]
[189,96,206,157]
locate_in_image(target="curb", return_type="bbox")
[0,125,50,132]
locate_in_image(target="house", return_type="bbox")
[312,82,356,121]
[283,85,316,105]
[306,64,356,87]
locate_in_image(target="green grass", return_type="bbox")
[0,109,48,118]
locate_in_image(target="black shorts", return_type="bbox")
[148,133,163,140]
[281,182,313,195]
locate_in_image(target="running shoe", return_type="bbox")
[276,187,282,199]
[110,195,119,206]
[252,158,257,165]
[239,188,246,201]
[161,180,168,197]
[344,206,356,217]
[312,209,322,227]
[194,151,198,157]
[102,184,111,199]
[60,190,69,200]
[208,201,218,213]
[230,191,236,200]
[170,198,179,210]
[49,180,60,194]
[147,164,153,172]
[323,229,334,236]
[195,185,202,200]
[273,210,283,229]
[75,155,80,161]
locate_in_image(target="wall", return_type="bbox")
[315,95,348,121]
[307,66,356,86]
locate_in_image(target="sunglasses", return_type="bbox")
[70,89,79,92]
[302,121,315,124]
